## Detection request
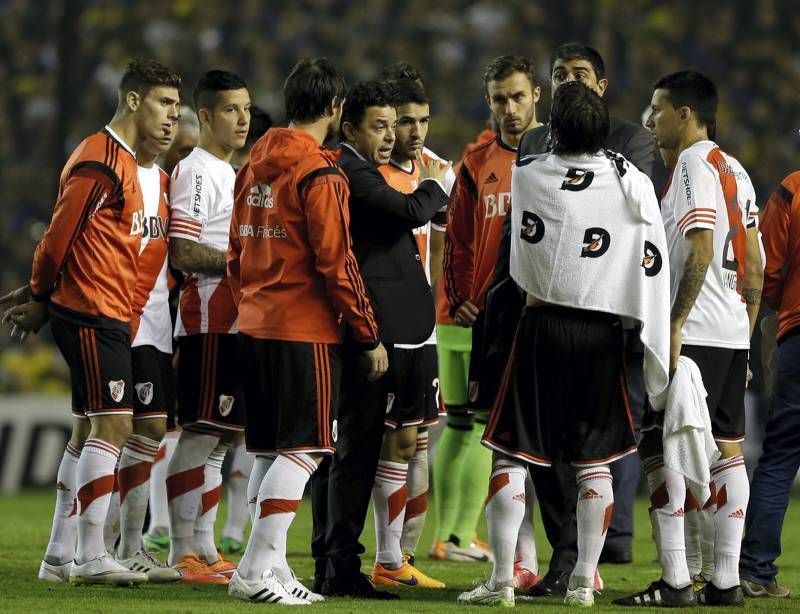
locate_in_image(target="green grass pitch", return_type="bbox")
[2,490,799,612]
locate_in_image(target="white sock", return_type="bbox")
[401,431,429,556]
[194,442,229,563]
[118,434,159,558]
[373,460,408,569]
[238,453,317,581]
[572,465,613,588]
[711,455,749,589]
[486,459,527,588]
[699,487,717,580]
[103,469,120,552]
[515,471,538,574]
[222,440,253,542]
[683,488,702,577]
[44,443,81,565]
[166,430,219,565]
[147,431,177,534]
[75,439,120,564]
[643,456,691,589]
[248,454,275,523]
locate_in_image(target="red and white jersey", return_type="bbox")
[662,140,755,349]
[131,164,172,353]
[169,147,237,336]
[380,153,453,348]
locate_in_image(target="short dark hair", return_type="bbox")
[193,70,247,111]
[483,55,537,92]
[550,81,609,155]
[389,79,429,107]
[551,43,606,81]
[246,105,273,146]
[380,62,423,84]
[341,81,396,138]
[118,59,181,101]
[653,70,718,139]
[284,57,346,123]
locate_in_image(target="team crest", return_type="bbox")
[219,394,235,417]
[385,393,395,414]
[520,211,545,244]
[108,380,125,403]
[641,241,663,277]
[332,419,338,443]
[580,227,611,258]
[135,382,154,406]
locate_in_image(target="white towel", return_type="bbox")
[663,356,720,503]
[510,150,671,402]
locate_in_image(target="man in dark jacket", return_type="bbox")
[484,43,658,598]
[312,81,451,599]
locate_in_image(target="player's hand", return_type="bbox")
[361,342,389,381]
[669,322,683,378]
[417,151,452,184]
[0,285,32,309]
[454,300,479,327]
[2,301,49,340]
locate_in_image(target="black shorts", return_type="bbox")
[176,334,243,431]
[50,313,133,419]
[642,345,747,443]
[239,334,340,455]
[483,305,636,468]
[468,312,510,413]
[131,345,175,421]
[385,344,441,429]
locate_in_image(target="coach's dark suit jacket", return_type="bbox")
[337,145,448,345]
[311,145,449,583]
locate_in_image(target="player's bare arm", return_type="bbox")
[669,228,713,373]
[742,226,764,337]
[170,237,227,275]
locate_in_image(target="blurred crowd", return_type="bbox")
[1,0,799,391]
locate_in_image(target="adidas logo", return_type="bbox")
[512,492,526,503]
[248,497,257,505]
[671,507,684,517]
[580,489,602,500]
[55,481,69,491]
[728,508,745,519]
[484,172,498,184]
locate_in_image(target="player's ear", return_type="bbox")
[532,85,541,104]
[197,107,211,127]
[596,79,608,97]
[341,121,356,143]
[678,106,691,122]
[126,91,140,113]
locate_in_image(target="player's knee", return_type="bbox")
[133,417,167,441]
[716,441,743,459]
[90,414,133,448]
[69,417,91,449]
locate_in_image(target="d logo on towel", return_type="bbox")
[580,227,610,258]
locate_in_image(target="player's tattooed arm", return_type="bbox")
[170,237,227,276]
[743,225,764,337]
[671,229,714,323]
[669,228,713,373]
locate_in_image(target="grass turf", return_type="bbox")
[2,490,799,612]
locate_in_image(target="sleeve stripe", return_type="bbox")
[678,213,716,230]
[169,220,202,233]
[298,166,346,200]
[679,217,716,233]
[169,216,203,229]
[676,207,716,229]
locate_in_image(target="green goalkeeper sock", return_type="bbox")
[432,411,473,542]
[451,418,493,546]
